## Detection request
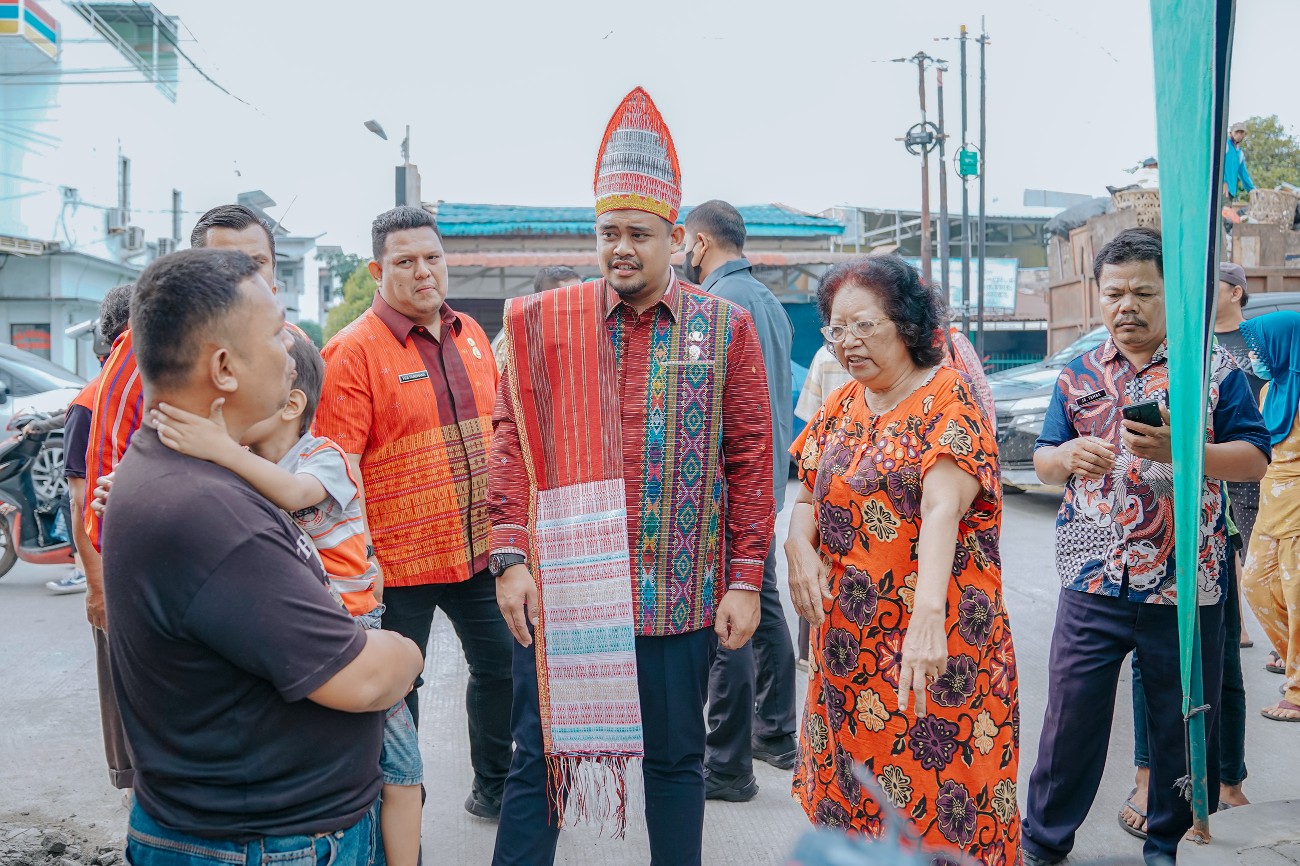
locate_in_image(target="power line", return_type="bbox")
[127,0,258,111]
[0,78,163,85]
[0,67,159,76]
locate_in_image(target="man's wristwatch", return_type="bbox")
[489,552,527,578]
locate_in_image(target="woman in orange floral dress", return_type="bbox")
[786,255,1020,866]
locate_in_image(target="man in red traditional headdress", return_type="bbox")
[487,87,776,865]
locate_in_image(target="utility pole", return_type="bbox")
[975,19,991,359]
[171,189,182,241]
[936,63,951,307]
[894,52,943,286]
[959,26,972,334]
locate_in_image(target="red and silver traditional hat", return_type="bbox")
[593,87,682,223]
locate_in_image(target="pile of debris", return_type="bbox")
[0,825,122,866]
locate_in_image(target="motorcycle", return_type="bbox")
[0,413,75,578]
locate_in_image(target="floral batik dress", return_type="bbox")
[790,366,1021,866]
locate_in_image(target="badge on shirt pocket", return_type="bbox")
[399,370,429,383]
[1075,389,1107,408]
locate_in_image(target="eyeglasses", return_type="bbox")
[820,318,891,343]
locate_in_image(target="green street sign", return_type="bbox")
[958,148,980,178]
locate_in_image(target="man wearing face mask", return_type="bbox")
[683,200,799,800]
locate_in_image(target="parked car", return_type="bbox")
[991,291,1300,488]
[0,344,85,505]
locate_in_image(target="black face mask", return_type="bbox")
[682,242,702,284]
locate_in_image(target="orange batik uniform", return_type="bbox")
[315,294,497,587]
[791,366,1020,865]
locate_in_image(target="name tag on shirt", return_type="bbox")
[1076,389,1108,408]
[398,370,429,383]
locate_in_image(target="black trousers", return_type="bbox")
[492,629,713,866]
[1022,587,1224,865]
[381,569,514,802]
[1132,552,1247,786]
[705,541,798,776]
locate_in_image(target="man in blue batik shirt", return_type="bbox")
[1020,228,1271,866]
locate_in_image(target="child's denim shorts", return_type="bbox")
[380,699,422,787]
[357,604,423,787]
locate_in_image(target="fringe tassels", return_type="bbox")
[546,754,638,838]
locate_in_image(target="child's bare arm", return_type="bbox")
[152,400,326,511]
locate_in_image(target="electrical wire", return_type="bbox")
[0,67,157,76]
[0,79,177,86]
[128,0,258,111]
[0,121,60,143]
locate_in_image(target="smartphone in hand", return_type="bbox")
[1122,400,1164,429]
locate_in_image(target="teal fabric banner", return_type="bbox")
[1148,0,1236,836]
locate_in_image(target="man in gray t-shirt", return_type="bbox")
[1215,263,1266,400]
[1215,263,1265,546]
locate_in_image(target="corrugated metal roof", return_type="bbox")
[432,202,845,238]
[445,250,863,268]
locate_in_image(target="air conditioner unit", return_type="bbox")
[157,237,177,256]
[106,208,130,234]
[123,226,146,252]
[0,235,45,256]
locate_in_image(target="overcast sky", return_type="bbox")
[4,0,1297,321]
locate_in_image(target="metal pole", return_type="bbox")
[975,19,989,360]
[171,189,181,241]
[959,26,972,335]
[936,65,951,306]
[917,55,933,285]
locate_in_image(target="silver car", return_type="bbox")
[0,344,85,504]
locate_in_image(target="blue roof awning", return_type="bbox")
[433,202,845,238]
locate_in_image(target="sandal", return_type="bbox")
[1265,651,1285,674]
[1260,700,1300,722]
[1118,788,1148,840]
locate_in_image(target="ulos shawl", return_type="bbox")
[499,280,643,834]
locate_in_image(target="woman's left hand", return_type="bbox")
[899,455,980,715]
[897,607,948,715]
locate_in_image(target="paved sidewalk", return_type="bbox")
[1180,800,1300,865]
[2,487,1296,864]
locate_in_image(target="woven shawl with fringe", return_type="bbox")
[500,280,643,835]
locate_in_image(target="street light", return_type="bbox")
[362,119,420,207]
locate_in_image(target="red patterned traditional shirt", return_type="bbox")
[489,277,776,636]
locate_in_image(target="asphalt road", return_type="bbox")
[0,486,1293,864]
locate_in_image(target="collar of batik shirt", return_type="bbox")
[1097,335,1169,371]
[371,290,463,344]
[603,269,683,323]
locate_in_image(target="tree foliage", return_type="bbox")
[1242,115,1300,190]
[297,319,323,348]
[325,263,375,340]
[321,249,366,311]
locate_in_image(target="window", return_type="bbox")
[10,324,52,360]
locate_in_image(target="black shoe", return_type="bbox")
[704,771,759,802]
[464,790,502,821]
[1021,849,1065,866]
[752,736,797,771]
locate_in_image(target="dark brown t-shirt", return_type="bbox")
[102,430,380,839]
